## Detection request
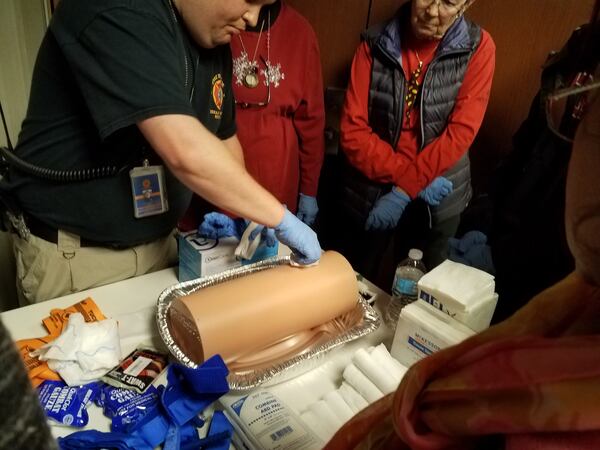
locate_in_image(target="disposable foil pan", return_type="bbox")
[156,256,380,390]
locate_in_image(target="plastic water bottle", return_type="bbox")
[385,249,427,327]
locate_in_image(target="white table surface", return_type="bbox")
[1,265,392,441]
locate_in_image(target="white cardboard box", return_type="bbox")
[417,259,498,332]
[177,231,279,282]
[390,300,476,367]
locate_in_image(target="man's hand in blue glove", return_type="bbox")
[247,223,277,248]
[296,194,319,227]
[275,209,322,265]
[418,177,453,206]
[198,212,237,239]
[365,187,410,231]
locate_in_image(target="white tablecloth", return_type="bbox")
[1,266,392,441]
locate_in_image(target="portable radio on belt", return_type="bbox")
[129,159,169,218]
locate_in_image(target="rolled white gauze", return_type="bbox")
[370,344,407,384]
[168,251,357,364]
[324,390,355,423]
[309,400,343,436]
[337,382,368,413]
[353,348,398,395]
[300,410,330,443]
[343,364,384,404]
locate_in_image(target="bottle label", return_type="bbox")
[392,278,417,297]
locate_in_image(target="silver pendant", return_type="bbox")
[243,69,259,89]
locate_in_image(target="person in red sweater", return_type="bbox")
[231,0,325,225]
[338,0,495,281]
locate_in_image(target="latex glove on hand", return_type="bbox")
[448,230,495,274]
[198,212,237,239]
[418,177,453,206]
[296,194,319,226]
[365,187,410,231]
[247,223,277,248]
[235,220,278,260]
[275,209,322,265]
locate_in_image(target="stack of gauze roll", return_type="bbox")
[300,344,407,443]
[168,251,358,365]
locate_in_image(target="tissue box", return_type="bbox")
[177,231,278,282]
[417,259,498,332]
[390,300,475,367]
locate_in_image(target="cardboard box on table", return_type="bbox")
[417,259,499,333]
[178,231,278,282]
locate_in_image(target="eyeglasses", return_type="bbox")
[235,56,271,109]
[416,0,465,15]
[545,77,600,143]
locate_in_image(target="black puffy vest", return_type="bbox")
[345,8,481,224]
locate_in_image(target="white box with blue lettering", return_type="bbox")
[177,230,278,282]
[390,300,475,368]
[220,390,323,450]
[417,259,498,332]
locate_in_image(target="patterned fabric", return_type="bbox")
[0,319,57,450]
[324,272,600,450]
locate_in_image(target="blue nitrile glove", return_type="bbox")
[199,212,237,239]
[57,430,153,450]
[448,230,495,274]
[296,193,319,226]
[274,209,322,265]
[418,177,453,206]
[365,187,410,231]
[247,223,277,248]
[448,230,487,254]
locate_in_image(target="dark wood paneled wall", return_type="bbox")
[465,0,595,189]
[287,0,594,191]
[286,0,370,89]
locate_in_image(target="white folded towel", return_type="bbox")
[418,259,495,309]
[33,313,121,386]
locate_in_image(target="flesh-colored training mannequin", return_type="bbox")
[169,251,358,364]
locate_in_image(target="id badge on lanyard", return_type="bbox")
[129,159,169,218]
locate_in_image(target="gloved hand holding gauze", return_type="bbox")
[168,251,358,365]
[32,313,121,386]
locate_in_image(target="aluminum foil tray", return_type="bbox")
[156,256,380,391]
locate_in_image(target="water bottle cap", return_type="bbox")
[408,249,423,260]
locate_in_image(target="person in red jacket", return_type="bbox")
[325,86,600,450]
[337,0,495,282]
[230,0,325,226]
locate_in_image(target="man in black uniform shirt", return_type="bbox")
[0,0,321,304]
